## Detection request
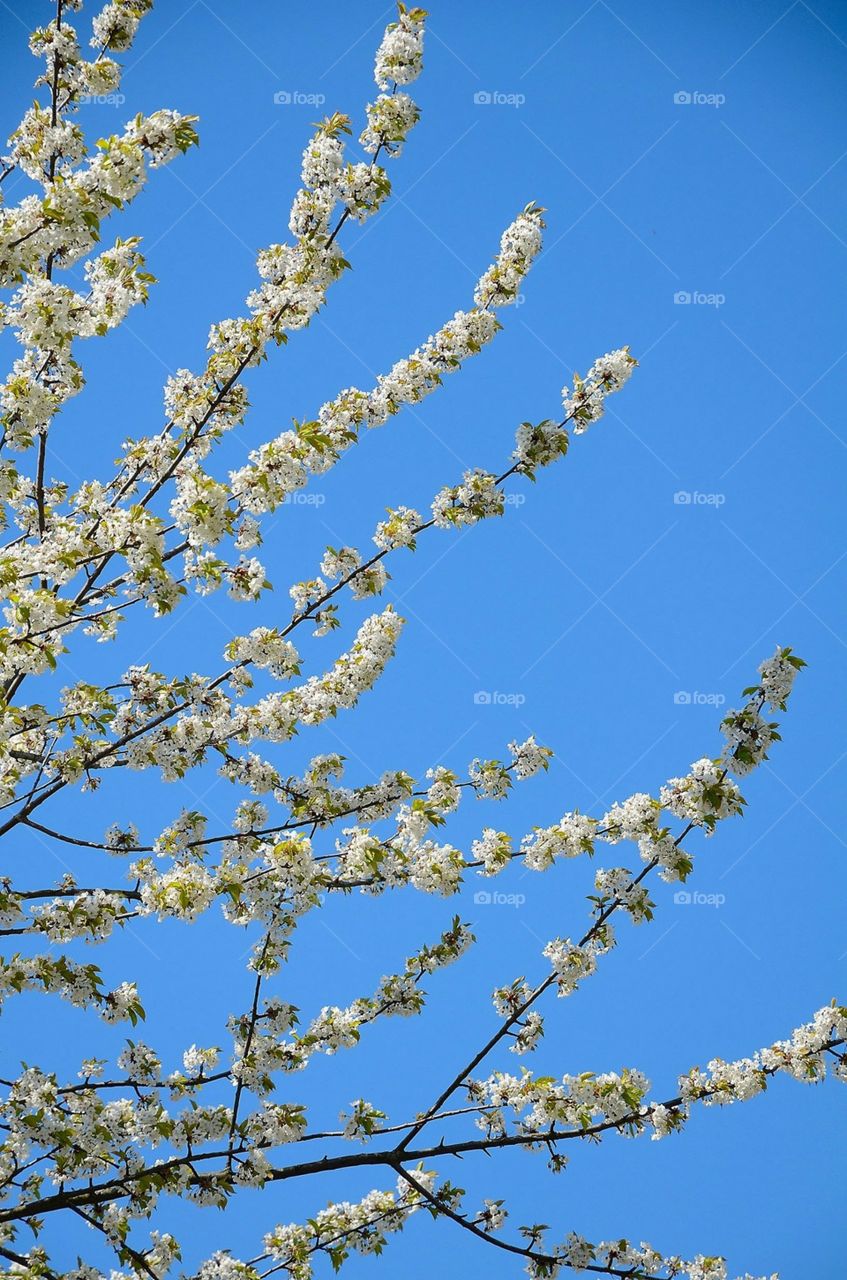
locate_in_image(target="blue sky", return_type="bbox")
[1,1,846,1276]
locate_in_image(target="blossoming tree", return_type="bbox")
[0,4,842,1280]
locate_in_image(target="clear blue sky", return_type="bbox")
[1,2,846,1276]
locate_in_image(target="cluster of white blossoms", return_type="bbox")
[0,948,142,1022]
[27,884,134,943]
[431,467,505,529]
[469,1061,650,1140]
[658,757,744,832]
[562,346,637,432]
[91,0,154,53]
[504,1003,546,1056]
[543,931,612,998]
[472,827,514,875]
[718,704,780,777]
[8,103,84,183]
[224,628,301,681]
[519,811,598,870]
[475,201,544,306]
[339,1098,387,1141]
[3,236,153,365]
[468,754,512,799]
[679,1002,847,1104]
[716,646,804,776]
[509,734,553,779]
[373,504,421,550]
[757,644,804,709]
[593,865,654,923]
[374,4,427,89]
[513,416,570,474]
[360,92,420,156]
